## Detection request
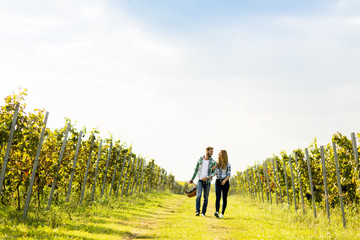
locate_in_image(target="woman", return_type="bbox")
[214,150,231,219]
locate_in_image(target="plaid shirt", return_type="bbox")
[191,156,216,184]
[216,163,231,179]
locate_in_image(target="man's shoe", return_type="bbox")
[219,213,224,219]
[214,212,219,218]
[195,212,200,216]
[201,213,206,217]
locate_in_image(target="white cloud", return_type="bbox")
[1,0,360,181]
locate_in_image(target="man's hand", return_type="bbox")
[201,177,208,181]
[212,165,216,170]
[221,180,226,185]
[189,179,193,184]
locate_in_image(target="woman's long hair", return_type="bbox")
[217,150,228,170]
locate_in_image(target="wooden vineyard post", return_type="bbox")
[256,165,264,203]
[0,104,20,196]
[136,159,143,193]
[264,162,272,204]
[272,159,279,205]
[156,167,162,190]
[250,169,256,199]
[109,149,121,197]
[245,173,250,197]
[283,157,290,208]
[320,146,330,221]
[80,138,94,204]
[101,141,113,198]
[158,167,162,190]
[240,173,245,196]
[116,152,128,198]
[250,169,255,199]
[126,156,137,197]
[162,170,167,191]
[294,153,305,214]
[251,168,260,201]
[121,152,132,197]
[243,174,246,196]
[66,130,82,202]
[47,123,71,210]
[238,174,242,196]
[160,169,164,191]
[262,163,269,203]
[91,140,103,202]
[289,155,297,211]
[146,162,152,193]
[131,158,140,195]
[148,162,154,193]
[351,132,360,188]
[332,142,346,228]
[274,158,283,206]
[246,170,253,198]
[23,111,49,218]
[305,148,317,218]
[250,169,257,199]
[139,160,146,193]
[149,161,155,192]
[240,174,245,197]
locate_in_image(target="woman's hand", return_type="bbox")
[221,180,226,185]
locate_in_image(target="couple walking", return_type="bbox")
[189,146,231,219]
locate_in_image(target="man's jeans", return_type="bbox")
[196,180,211,214]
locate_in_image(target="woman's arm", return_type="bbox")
[221,176,230,185]
[221,163,231,185]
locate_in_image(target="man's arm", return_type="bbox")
[189,160,200,183]
[208,160,217,179]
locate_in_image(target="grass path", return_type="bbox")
[137,191,360,239]
[2,191,360,239]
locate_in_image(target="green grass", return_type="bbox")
[1,190,360,239]
[0,191,176,239]
[162,193,360,239]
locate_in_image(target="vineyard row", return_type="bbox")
[229,131,360,228]
[0,90,182,218]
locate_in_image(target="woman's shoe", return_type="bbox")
[214,212,219,218]
[219,213,224,219]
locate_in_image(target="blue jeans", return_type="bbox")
[196,180,210,214]
[215,179,230,214]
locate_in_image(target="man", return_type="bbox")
[189,146,216,216]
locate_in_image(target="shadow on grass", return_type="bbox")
[1,192,175,239]
[66,222,159,239]
[122,231,159,239]
[85,217,154,230]
[0,225,95,240]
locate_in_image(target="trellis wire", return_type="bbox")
[0,105,179,219]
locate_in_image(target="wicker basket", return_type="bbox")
[184,182,197,198]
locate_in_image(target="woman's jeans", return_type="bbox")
[215,179,230,214]
[196,180,210,214]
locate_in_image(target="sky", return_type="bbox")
[1,0,360,181]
